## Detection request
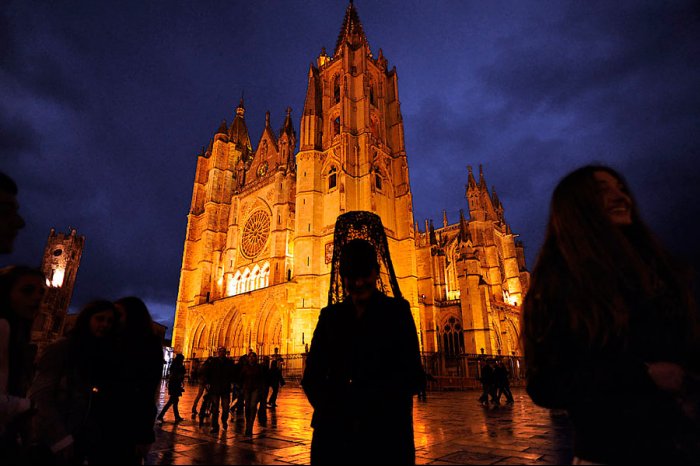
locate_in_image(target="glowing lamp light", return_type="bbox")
[50,267,65,288]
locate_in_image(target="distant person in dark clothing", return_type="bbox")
[205,347,235,433]
[478,360,496,405]
[240,351,266,436]
[302,218,424,466]
[494,361,514,404]
[114,296,164,464]
[523,165,700,464]
[230,354,248,415]
[267,359,285,408]
[157,354,185,423]
[417,370,435,401]
[191,358,211,423]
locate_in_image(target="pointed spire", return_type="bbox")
[216,119,228,135]
[429,219,437,245]
[478,164,487,191]
[459,209,470,242]
[491,186,502,209]
[280,106,296,139]
[334,1,369,57]
[265,111,271,127]
[442,210,448,228]
[303,65,321,116]
[467,165,478,189]
[229,99,252,153]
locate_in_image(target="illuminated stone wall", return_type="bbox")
[172,3,529,359]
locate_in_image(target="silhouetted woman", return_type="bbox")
[157,353,185,423]
[30,299,121,464]
[114,296,164,464]
[0,266,45,462]
[303,212,424,465]
[522,165,700,464]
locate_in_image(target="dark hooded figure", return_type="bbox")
[302,212,424,465]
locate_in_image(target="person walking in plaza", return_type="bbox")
[114,296,165,464]
[0,266,45,463]
[302,211,424,465]
[191,357,211,424]
[522,165,700,464]
[204,347,235,433]
[157,353,186,423]
[494,361,514,404]
[29,300,122,464]
[478,359,496,405]
[239,351,266,436]
[267,358,285,408]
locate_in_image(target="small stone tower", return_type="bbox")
[33,228,85,347]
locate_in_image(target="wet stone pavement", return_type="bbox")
[148,381,573,465]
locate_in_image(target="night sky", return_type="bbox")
[2,1,699,336]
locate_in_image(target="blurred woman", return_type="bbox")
[0,266,45,462]
[522,165,700,463]
[114,296,164,464]
[29,300,122,464]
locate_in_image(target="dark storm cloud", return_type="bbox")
[0,110,39,157]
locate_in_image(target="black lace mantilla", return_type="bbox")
[327,211,402,305]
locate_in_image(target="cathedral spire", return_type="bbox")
[280,106,296,140]
[229,99,252,153]
[334,1,369,57]
[467,165,478,190]
[478,164,488,191]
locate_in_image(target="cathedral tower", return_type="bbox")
[295,2,418,321]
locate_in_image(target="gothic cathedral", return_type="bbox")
[172,3,529,361]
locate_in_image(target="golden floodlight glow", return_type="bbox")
[50,267,65,288]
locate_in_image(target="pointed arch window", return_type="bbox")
[369,82,376,106]
[328,166,337,190]
[441,317,464,357]
[333,75,340,104]
[241,269,250,294]
[373,167,382,191]
[261,262,270,288]
[333,116,341,138]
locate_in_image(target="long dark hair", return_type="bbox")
[0,265,45,323]
[523,165,697,348]
[70,299,118,343]
[114,296,155,339]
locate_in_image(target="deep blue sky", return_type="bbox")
[2,1,699,335]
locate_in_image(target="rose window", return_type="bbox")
[241,210,270,258]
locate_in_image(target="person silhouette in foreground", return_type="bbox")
[114,296,164,464]
[0,266,45,463]
[302,211,424,465]
[30,300,122,464]
[522,165,700,464]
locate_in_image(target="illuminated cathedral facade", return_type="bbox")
[172,3,529,362]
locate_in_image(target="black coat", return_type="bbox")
[524,292,700,464]
[302,291,423,465]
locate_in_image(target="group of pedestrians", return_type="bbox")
[1,172,165,464]
[4,158,700,466]
[478,359,514,405]
[178,346,285,437]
